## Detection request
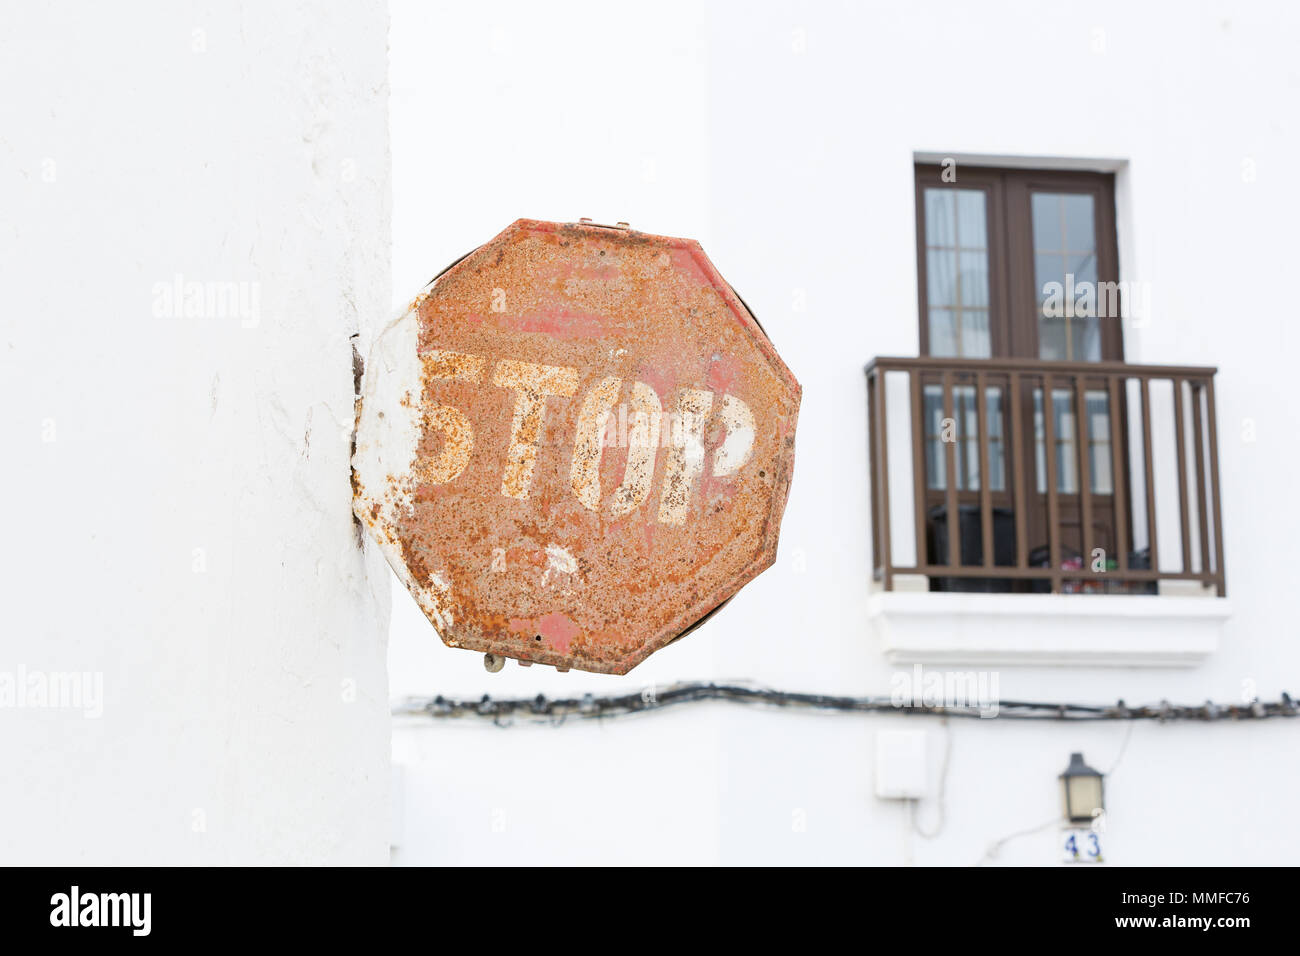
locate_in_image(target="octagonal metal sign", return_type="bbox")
[353,219,800,674]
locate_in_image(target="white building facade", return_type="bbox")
[388,0,1300,866]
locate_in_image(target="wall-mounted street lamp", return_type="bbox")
[1060,752,1104,823]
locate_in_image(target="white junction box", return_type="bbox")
[874,730,929,800]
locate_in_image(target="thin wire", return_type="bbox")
[1106,718,1138,775]
[911,716,951,839]
[976,816,1063,867]
[393,681,1299,725]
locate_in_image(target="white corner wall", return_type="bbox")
[1,2,392,863]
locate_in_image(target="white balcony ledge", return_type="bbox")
[869,592,1231,667]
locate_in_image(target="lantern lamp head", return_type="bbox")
[1060,752,1104,823]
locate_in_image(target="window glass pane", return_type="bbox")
[987,442,1004,492]
[1056,443,1077,494]
[929,309,958,357]
[960,311,991,358]
[963,439,979,490]
[1072,318,1101,364]
[1062,194,1095,252]
[956,191,987,248]
[927,248,956,305]
[923,187,990,358]
[1091,443,1112,495]
[959,251,988,306]
[1085,390,1112,494]
[1032,191,1099,362]
[926,440,944,491]
[925,384,944,433]
[1052,389,1074,440]
[1035,253,1063,307]
[987,441,1004,493]
[986,387,1005,491]
[1053,389,1077,494]
[1031,194,1060,250]
[1039,316,1068,361]
[985,387,1003,436]
[1033,389,1046,494]
[923,385,944,490]
[1085,391,1109,441]
[1037,244,1070,359]
[957,386,979,491]
[1069,252,1097,287]
[925,190,955,247]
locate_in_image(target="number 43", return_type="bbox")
[1063,828,1104,864]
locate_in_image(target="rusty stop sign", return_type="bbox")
[353,219,800,674]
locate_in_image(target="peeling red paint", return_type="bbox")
[706,352,743,394]
[509,612,579,654]
[507,309,613,339]
[540,613,580,653]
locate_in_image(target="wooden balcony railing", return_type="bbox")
[865,356,1225,596]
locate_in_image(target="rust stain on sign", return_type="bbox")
[353,219,800,675]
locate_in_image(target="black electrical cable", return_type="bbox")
[392,681,1299,725]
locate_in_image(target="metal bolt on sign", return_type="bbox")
[353,219,800,675]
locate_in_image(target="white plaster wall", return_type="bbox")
[389,0,1300,865]
[0,1,392,864]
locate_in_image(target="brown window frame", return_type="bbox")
[914,164,1123,362]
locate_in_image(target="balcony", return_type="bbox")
[865,356,1228,664]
